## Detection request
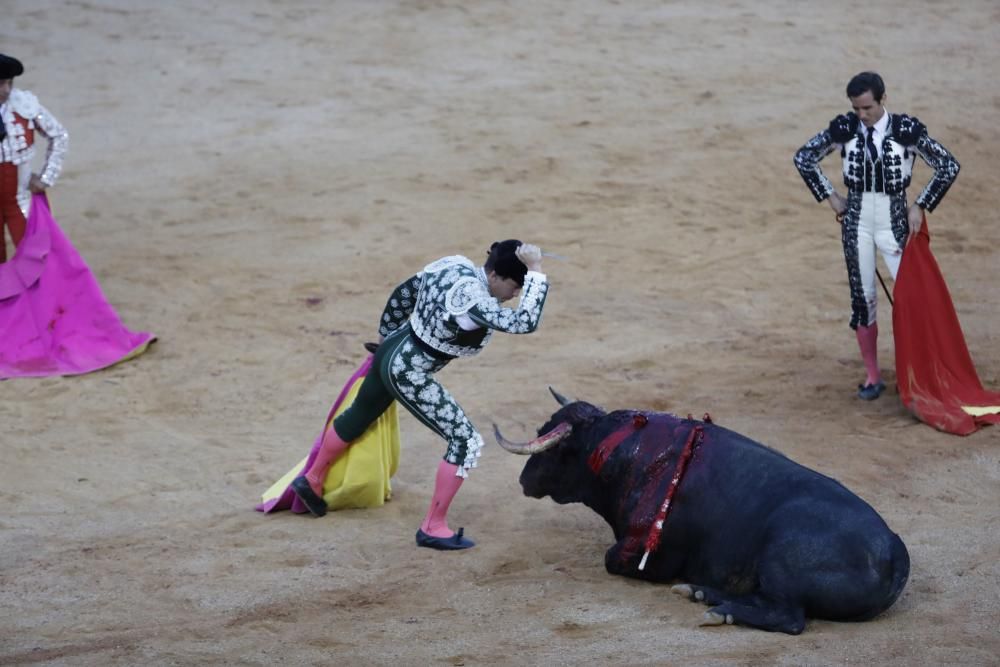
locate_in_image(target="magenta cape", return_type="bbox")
[893,218,1000,435]
[0,194,155,378]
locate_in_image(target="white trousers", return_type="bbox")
[850,192,903,327]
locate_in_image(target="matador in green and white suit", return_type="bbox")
[292,240,549,550]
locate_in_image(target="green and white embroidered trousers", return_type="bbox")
[332,325,485,478]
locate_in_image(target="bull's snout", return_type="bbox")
[517,463,547,499]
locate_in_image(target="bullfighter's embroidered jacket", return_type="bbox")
[793,111,959,212]
[0,88,68,217]
[377,255,548,358]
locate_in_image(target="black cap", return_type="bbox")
[484,239,527,286]
[0,54,24,79]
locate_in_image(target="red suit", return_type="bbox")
[0,88,67,262]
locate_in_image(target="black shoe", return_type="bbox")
[857,381,886,401]
[415,527,476,550]
[290,476,327,517]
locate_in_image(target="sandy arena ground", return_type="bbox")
[1,1,998,665]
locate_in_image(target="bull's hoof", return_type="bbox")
[671,584,693,599]
[700,611,734,626]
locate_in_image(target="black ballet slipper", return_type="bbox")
[290,476,328,517]
[857,381,886,401]
[415,527,476,551]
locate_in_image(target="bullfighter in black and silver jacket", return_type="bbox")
[794,71,959,400]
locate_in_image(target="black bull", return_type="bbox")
[495,396,910,634]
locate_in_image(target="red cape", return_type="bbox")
[893,217,1000,435]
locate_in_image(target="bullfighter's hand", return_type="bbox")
[827,191,847,223]
[516,243,543,272]
[28,173,47,194]
[906,204,924,245]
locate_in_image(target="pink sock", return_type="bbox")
[303,426,351,495]
[856,323,881,386]
[420,460,464,538]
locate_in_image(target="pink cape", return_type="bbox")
[893,217,1000,435]
[0,194,155,378]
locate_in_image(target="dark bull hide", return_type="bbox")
[494,389,910,634]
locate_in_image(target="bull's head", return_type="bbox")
[494,388,606,504]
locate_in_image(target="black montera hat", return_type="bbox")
[485,239,527,286]
[0,54,24,79]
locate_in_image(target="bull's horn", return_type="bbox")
[492,421,573,455]
[548,387,573,406]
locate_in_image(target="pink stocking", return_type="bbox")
[420,460,464,538]
[856,323,881,386]
[303,426,351,496]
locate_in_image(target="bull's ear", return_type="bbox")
[549,386,573,406]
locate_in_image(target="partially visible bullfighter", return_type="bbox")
[494,390,910,634]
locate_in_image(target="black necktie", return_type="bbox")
[866,128,878,162]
